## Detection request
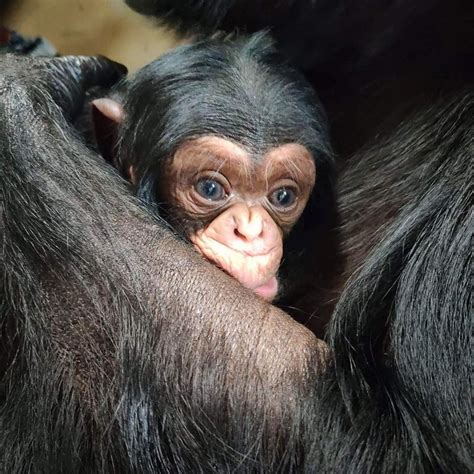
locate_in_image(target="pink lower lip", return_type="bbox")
[253,276,278,301]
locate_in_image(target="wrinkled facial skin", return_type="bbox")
[156,136,316,302]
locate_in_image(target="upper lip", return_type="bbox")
[194,236,280,261]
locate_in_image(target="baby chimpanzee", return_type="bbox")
[91,33,334,302]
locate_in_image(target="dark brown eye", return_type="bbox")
[269,187,297,208]
[195,178,227,201]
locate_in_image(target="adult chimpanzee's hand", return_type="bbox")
[0,53,126,121]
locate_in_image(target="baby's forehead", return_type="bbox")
[169,136,316,187]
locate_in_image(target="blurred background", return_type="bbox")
[0,0,182,71]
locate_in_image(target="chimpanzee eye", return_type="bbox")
[195,179,226,201]
[269,187,297,208]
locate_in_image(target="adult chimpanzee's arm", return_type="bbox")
[0,54,325,472]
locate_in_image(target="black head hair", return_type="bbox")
[113,32,334,207]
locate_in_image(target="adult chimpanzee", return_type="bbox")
[90,34,334,303]
[1,1,473,474]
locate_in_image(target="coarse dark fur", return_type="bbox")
[126,0,473,153]
[106,33,337,303]
[0,1,473,473]
[322,90,473,471]
[126,0,474,470]
[0,54,324,473]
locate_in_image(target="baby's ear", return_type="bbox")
[91,98,124,164]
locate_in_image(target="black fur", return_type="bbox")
[0,54,324,472]
[125,0,474,470]
[322,90,473,472]
[1,0,473,472]
[125,0,473,151]
[126,1,472,74]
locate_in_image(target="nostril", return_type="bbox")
[234,225,264,241]
[234,228,247,240]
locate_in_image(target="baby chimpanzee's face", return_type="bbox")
[156,136,316,301]
[90,34,331,301]
[91,96,318,301]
